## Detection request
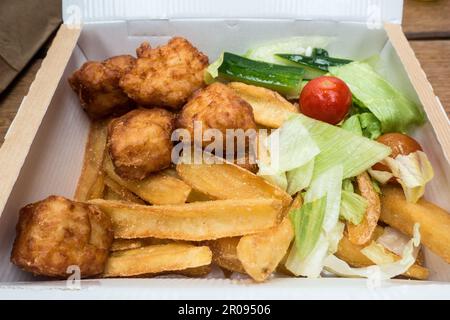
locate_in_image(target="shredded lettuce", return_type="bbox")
[286,159,315,195]
[376,227,411,256]
[296,114,391,179]
[245,37,331,64]
[339,190,367,225]
[341,114,363,136]
[368,168,393,184]
[304,165,343,232]
[286,222,345,278]
[292,196,327,260]
[265,116,320,173]
[323,223,421,280]
[329,62,425,133]
[204,53,224,84]
[382,151,434,203]
[285,166,344,278]
[342,179,354,192]
[359,113,382,139]
[341,113,382,140]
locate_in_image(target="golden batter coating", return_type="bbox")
[108,108,176,180]
[177,82,257,152]
[10,196,113,278]
[120,37,209,109]
[69,55,136,119]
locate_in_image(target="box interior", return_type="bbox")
[1,19,449,293]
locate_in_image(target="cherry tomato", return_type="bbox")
[372,133,423,172]
[299,76,352,125]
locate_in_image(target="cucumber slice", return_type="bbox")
[217,52,305,98]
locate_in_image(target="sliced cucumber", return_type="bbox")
[217,52,305,98]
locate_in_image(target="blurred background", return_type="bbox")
[0,0,449,144]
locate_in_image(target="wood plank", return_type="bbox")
[409,40,450,118]
[403,0,450,39]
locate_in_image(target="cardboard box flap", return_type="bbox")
[63,0,403,24]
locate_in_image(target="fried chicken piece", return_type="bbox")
[108,108,176,180]
[177,82,257,153]
[11,196,113,278]
[120,37,209,109]
[69,55,136,119]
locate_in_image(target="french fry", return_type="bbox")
[103,176,145,204]
[103,156,191,205]
[174,265,211,277]
[208,237,246,274]
[380,185,450,264]
[237,218,294,282]
[347,172,381,245]
[103,187,123,201]
[228,82,298,128]
[176,156,292,208]
[74,120,108,201]
[89,198,283,241]
[111,238,172,252]
[336,227,429,280]
[236,193,301,282]
[103,243,212,277]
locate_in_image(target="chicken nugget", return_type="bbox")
[69,55,136,119]
[108,108,176,180]
[120,37,208,109]
[11,196,113,278]
[177,82,257,154]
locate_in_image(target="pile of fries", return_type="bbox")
[71,80,450,282]
[75,119,295,280]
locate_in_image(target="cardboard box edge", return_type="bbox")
[0,25,81,217]
[384,23,450,164]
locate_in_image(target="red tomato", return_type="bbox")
[372,133,423,173]
[299,76,352,125]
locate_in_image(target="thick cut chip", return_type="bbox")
[229,82,298,128]
[237,217,294,282]
[89,198,283,241]
[75,120,108,201]
[208,237,246,274]
[103,156,191,205]
[103,243,212,277]
[176,157,291,208]
[103,176,145,204]
[380,185,450,264]
[347,172,381,245]
[111,238,172,252]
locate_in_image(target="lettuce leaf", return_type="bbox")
[286,222,345,278]
[296,114,391,179]
[339,190,367,225]
[292,196,327,260]
[245,37,331,64]
[368,168,393,184]
[286,159,315,195]
[285,166,344,278]
[329,62,425,133]
[341,113,382,140]
[382,151,434,203]
[376,227,411,256]
[265,116,320,173]
[304,165,343,232]
[204,53,224,84]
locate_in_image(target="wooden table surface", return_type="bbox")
[0,0,449,145]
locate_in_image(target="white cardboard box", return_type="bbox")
[0,0,450,299]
